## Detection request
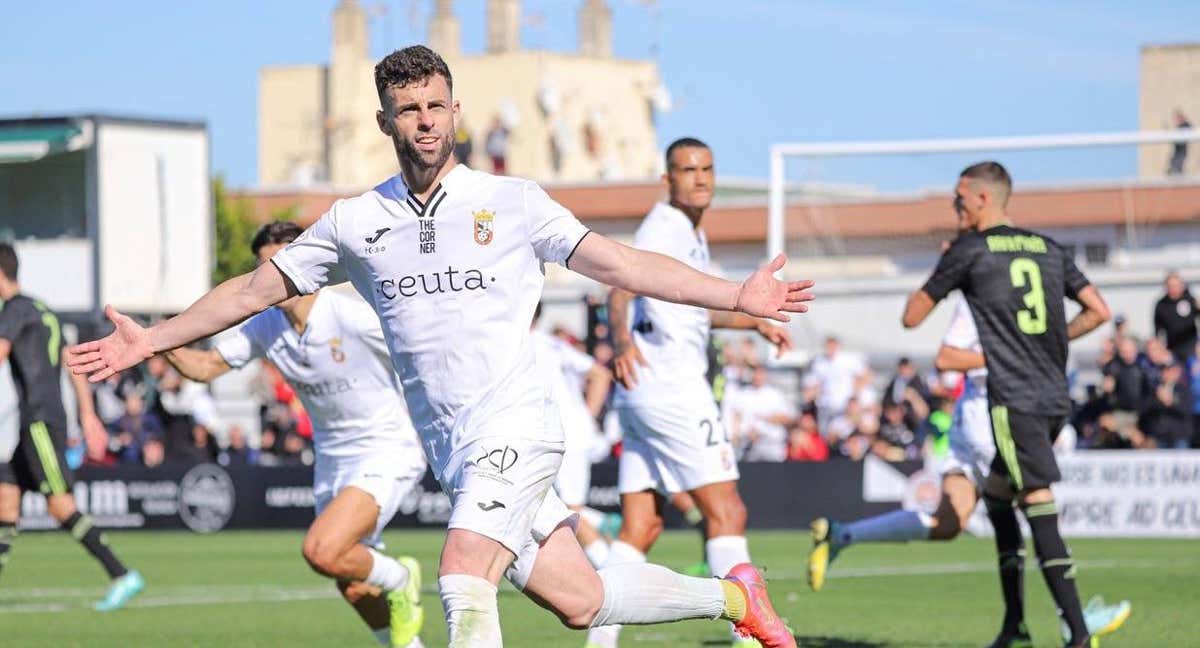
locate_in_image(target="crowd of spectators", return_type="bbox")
[50,271,1200,471]
[77,353,314,469]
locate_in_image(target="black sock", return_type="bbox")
[62,512,128,579]
[0,521,15,576]
[984,494,1026,635]
[1022,500,1088,644]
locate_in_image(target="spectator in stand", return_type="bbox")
[808,335,867,428]
[144,357,196,460]
[1143,359,1193,449]
[1103,337,1151,437]
[112,391,163,464]
[738,366,795,462]
[1168,109,1192,176]
[1154,271,1198,363]
[218,425,258,467]
[877,397,926,461]
[454,117,473,166]
[1189,341,1200,448]
[94,370,138,430]
[884,358,929,408]
[174,423,218,464]
[787,406,829,462]
[485,116,509,175]
[142,438,165,468]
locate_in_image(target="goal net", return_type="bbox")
[764,128,1200,362]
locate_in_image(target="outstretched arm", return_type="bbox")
[163,347,234,383]
[67,262,295,382]
[1067,284,1111,340]
[569,235,814,322]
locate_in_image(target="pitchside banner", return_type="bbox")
[15,452,1200,536]
[1053,450,1200,538]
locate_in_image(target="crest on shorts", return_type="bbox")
[473,209,495,245]
[329,337,346,363]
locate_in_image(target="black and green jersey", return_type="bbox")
[0,294,67,427]
[921,225,1090,416]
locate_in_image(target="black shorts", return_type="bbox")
[0,420,75,496]
[988,405,1063,492]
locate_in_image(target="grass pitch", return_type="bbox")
[0,529,1191,646]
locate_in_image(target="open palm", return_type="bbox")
[66,305,154,382]
[735,254,815,322]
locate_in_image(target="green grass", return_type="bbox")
[0,529,1191,646]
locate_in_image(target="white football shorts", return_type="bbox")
[616,396,739,495]
[313,448,427,549]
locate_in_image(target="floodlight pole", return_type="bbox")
[767,145,785,266]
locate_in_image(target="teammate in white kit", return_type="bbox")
[161,222,426,648]
[806,295,993,590]
[530,304,614,569]
[590,138,794,648]
[67,47,814,648]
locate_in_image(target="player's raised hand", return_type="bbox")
[613,339,649,390]
[735,254,815,323]
[755,321,794,358]
[65,305,154,382]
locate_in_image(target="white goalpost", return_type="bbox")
[767,128,1200,261]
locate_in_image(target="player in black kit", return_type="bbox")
[0,242,143,609]
[902,163,1116,648]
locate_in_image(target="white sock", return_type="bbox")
[579,506,605,529]
[365,547,411,592]
[439,574,502,648]
[584,540,646,646]
[841,509,934,545]
[584,539,611,569]
[705,535,750,579]
[590,562,725,626]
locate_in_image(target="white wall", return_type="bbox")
[96,122,211,314]
[12,238,93,312]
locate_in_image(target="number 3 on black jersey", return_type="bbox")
[1009,258,1047,335]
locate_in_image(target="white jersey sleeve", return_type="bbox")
[213,318,265,369]
[524,182,589,265]
[942,297,981,352]
[271,208,348,294]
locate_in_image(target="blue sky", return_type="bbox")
[2,1,1197,190]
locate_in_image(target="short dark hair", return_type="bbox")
[960,161,1012,206]
[0,242,16,281]
[375,46,453,103]
[665,137,710,170]
[251,221,304,257]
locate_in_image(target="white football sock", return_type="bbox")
[841,509,934,545]
[705,535,750,579]
[365,547,410,592]
[584,539,611,569]
[590,562,725,626]
[372,627,390,647]
[583,540,646,646]
[439,574,502,648]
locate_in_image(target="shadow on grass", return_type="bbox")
[702,637,892,648]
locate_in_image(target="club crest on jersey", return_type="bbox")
[473,209,495,245]
[329,337,345,363]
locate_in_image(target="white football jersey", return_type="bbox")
[270,166,589,472]
[531,329,597,442]
[942,295,988,397]
[614,202,713,407]
[215,287,420,459]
